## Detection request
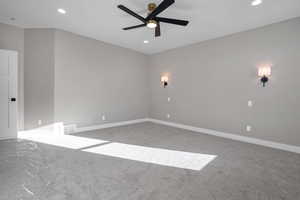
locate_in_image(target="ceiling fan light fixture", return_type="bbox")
[147,20,157,29]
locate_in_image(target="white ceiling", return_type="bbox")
[1,0,300,54]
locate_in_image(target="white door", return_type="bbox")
[0,50,18,140]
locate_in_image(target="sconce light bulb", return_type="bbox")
[258,66,271,77]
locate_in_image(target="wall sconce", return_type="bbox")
[161,76,169,88]
[258,66,271,87]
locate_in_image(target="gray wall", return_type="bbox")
[23,29,149,129]
[2,18,300,147]
[0,23,24,130]
[54,30,149,127]
[24,29,55,129]
[149,17,300,146]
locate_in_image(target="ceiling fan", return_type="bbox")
[118,0,189,37]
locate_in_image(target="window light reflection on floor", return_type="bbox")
[18,123,108,149]
[18,124,217,171]
[19,133,108,149]
[84,143,217,171]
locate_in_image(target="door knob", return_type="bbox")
[10,98,16,102]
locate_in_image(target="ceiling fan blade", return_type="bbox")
[156,17,189,26]
[118,5,146,23]
[123,24,146,30]
[155,22,161,37]
[146,0,175,20]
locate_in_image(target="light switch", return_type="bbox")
[167,97,171,102]
[248,100,253,107]
[246,125,252,132]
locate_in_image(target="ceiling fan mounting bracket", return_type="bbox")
[148,3,157,12]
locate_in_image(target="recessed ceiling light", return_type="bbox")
[251,0,262,6]
[57,8,67,14]
[144,40,149,44]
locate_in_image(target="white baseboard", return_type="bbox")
[74,118,150,134]
[0,136,16,141]
[148,118,300,154]
[16,117,299,154]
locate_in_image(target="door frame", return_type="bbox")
[0,49,18,140]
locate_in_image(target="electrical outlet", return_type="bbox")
[167,114,171,119]
[102,115,106,121]
[38,120,42,126]
[246,125,252,132]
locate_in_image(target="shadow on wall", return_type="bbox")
[18,124,217,171]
